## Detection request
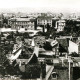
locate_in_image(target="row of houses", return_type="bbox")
[1,13,80,32]
[44,36,80,56]
[8,16,66,32]
[8,17,80,32]
[8,18,37,30]
[0,13,80,32]
[1,28,80,80]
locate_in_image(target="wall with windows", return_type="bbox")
[37,18,52,27]
[55,19,66,32]
[8,18,35,30]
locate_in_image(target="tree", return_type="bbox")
[48,27,57,38]
[0,45,7,66]
[37,31,49,38]
[3,18,8,24]
[46,23,50,32]
[64,20,78,36]
[23,32,30,38]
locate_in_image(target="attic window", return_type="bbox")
[51,72,58,79]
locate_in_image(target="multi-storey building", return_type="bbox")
[8,18,37,30]
[55,19,66,32]
[37,16,53,27]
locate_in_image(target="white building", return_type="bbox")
[8,18,36,30]
[55,19,66,32]
[68,40,80,54]
[37,16,52,27]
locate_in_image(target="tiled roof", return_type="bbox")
[38,16,53,19]
[16,18,30,21]
[9,18,35,22]
[73,57,80,62]
[56,38,68,47]
[56,38,69,52]
[57,19,66,22]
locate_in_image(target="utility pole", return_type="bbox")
[39,60,44,80]
[40,62,43,80]
[68,57,72,80]
[39,58,45,80]
[69,60,70,80]
[61,57,64,67]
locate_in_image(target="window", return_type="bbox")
[51,72,57,79]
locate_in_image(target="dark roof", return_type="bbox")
[24,63,46,79]
[56,38,69,47]
[38,16,53,19]
[56,38,69,52]
[24,64,41,79]
[30,18,36,22]
[28,53,38,64]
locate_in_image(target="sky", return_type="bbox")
[0,0,80,13]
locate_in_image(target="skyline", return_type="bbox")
[0,0,80,13]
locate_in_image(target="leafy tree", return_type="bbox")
[37,31,49,38]
[23,32,30,38]
[64,20,78,36]
[3,18,8,24]
[46,23,50,32]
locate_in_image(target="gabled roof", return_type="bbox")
[56,38,69,47]
[56,38,69,52]
[73,57,80,62]
[9,18,35,22]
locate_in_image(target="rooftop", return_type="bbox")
[57,19,66,22]
[9,18,36,22]
[56,38,69,47]
[38,16,53,19]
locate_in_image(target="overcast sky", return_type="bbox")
[0,0,80,13]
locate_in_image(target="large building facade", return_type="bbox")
[37,16,53,27]
[8,18,36,30]
[55,19,66,32]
